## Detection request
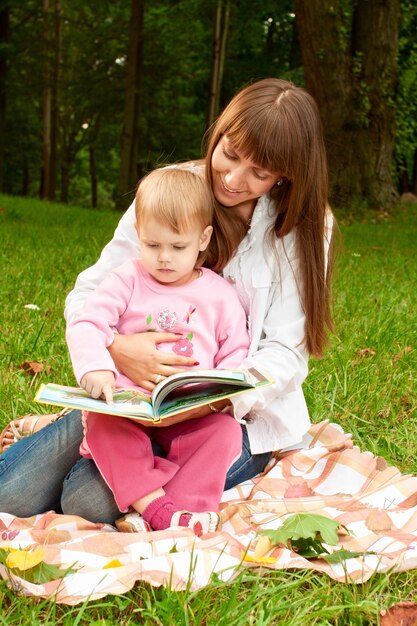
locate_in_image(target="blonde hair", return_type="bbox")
[204,78,334,357]
[136,166,214,230]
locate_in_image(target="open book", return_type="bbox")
[35,367,272,425]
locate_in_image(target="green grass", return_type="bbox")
[0,193,416,624]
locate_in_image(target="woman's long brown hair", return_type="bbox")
[203,78,334,357]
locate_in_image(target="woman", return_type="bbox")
[0,78,334,524]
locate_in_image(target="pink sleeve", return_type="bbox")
[65,268,134,384]
[214,283,249,369]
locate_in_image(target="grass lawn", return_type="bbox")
[0,194,416,624]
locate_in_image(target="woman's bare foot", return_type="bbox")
[0,410,69,453]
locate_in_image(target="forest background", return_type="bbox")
[0,0,416,213]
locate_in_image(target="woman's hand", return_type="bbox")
[108,332,197,391]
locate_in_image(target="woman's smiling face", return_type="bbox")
[211,136,280,217]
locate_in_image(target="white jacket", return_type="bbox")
[65,194,333,454]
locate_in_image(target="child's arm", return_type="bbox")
[66,262,136,387]
[80,370,116,404]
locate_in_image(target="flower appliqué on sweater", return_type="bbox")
[157,309,178,331]
[173,333,194,357]
[154,307,196,356]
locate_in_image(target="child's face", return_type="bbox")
[136,218,212,286]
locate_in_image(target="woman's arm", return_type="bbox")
[64,201,138,323]
[108,332,198,391]
[230,227,329,421]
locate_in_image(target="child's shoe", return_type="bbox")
[170,511,220,537]
[115,512,152,533]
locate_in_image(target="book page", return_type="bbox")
[36,384,155,420]
[155,381,248,417]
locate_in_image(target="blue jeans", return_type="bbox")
[0,410,271,524]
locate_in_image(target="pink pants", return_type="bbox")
[82,411,243,513]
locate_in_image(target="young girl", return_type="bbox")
[0,78,334,524]
[65,167,249,535]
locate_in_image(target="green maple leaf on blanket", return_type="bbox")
[259,513,355,560]
[17,561,78,585]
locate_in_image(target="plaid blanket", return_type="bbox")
[2,420,417,605]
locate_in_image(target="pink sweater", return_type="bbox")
[66,259,249,390]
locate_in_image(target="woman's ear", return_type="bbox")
[199,225,213,251]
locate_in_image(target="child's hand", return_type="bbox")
[81,371,115,404]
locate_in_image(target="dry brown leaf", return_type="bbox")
[356,347,376,358]
[394,346,413,361]
[378,405,391,419]
[400,395,413,407]
[18,361,44,376]
[380,601,417,625]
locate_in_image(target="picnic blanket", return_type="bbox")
[2,419,417,604]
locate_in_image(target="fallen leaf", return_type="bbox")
[103,559,123,569]
[380,601,417,625]
[400,395,413,408]
[322,548,372,564]
[394,346,412,361]
[241,551,277,564]
[356,348,376,358]
[18,361,44,376]
[254,535,274,558]
[259,513,349,559]
[378,405,391,419]
[6,546,44,571]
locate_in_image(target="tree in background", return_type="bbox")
[295,0,400,208]
[2,0,416,211]
[0,2,9,191]
[56,1,127,206]
[2,0,44,197]
[206,0,230,128]
[115,0,213,210]
[395,0,417,195]
[116,0,144,210]
[40,0,61,201]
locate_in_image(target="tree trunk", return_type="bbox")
[0,5,9,192]
[351,0,400,207]
[48,0,61,201]
[22,158,29,196]
[89,145,98,208]
[116,0,144,211]
[41,0,51,200]
[412,148,417,196]
[294,0,400,209]
[60,152,70,204]
[397,156,409,195]
[207,0,230,128]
